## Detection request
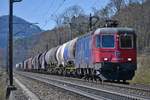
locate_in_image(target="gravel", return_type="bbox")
[11,81,29,100]
[15,74,93,100]
[20,72,150,98]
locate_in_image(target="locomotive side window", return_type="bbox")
[96,35,101,47]
[120,34,133,48]
[102,35,114,48]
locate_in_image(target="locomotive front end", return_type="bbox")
[93,28,137,81]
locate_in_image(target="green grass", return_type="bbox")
[130,55,150,85]
[0,71,6,100]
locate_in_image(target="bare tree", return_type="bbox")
[62,5,84,25]
[110,0,126,13]
[51,15,64,27]
[127,0,145,4]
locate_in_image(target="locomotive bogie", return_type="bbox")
[100,62,136,80]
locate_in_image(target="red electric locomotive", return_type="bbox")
[92,27,137,81]
[75,20,137,82]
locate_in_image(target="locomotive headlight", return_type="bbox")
[128,58,132,61]
[104,58,108,61]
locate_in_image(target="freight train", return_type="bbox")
[16,22,137,82]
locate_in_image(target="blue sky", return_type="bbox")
[0,0,109,30]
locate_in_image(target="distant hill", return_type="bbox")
[0,15,44,65]
[0,15,43,48]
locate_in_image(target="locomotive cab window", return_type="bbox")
[101,34,114,48]
[120,34,133,48]
[96,35,101,48]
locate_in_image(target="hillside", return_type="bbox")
[18,0,149,84]
[0,15,43,48]
[0,15,43,65]
[131,55,150,84]
[27,0,150,56]
[114,1,150,52]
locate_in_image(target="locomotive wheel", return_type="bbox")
[76,68,82,78]
[91,69,97,82]
[86,68,90,81]
[123,80,126,83]
[63,69,66,76]
[117,80,120,83]
[83,68,87,80]
[88,68,93,81]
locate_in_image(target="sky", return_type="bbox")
[0,0,109,30]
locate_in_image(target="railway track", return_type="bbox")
[15,71,150,100]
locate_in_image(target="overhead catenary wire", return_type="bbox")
[43,0,55,18]
[51,0,66,16]
[41,0,66,29]
[41,0,56,29]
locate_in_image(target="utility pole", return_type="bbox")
[89,13,92,31]
[89,13,99,31]
[8,0,13,87]
[6,0,22,99]
[69,23,72,40]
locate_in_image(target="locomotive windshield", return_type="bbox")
[120,34,133,48]
[101,35,114,48]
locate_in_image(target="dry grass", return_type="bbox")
[130,55,150,85]
[0,70,6,100]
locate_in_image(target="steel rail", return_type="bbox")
[15,72,150,100]
[18,71,150,94]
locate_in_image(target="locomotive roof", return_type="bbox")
[77,27,135,39]
[94,27,135,35]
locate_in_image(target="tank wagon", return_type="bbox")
[45,46,59,73]
[39,51,47,71]
[16,25,137,82]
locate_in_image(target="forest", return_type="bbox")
[14,0,150,63]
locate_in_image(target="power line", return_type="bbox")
[43,0,55,17]
[42,0,66,29]
[41,19,48,29]
[41,0,55,29]
[51,0,66,16]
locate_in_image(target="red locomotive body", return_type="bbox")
[92,28,137,81]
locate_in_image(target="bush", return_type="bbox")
[131,55,150,85]
[0,71,6,100]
